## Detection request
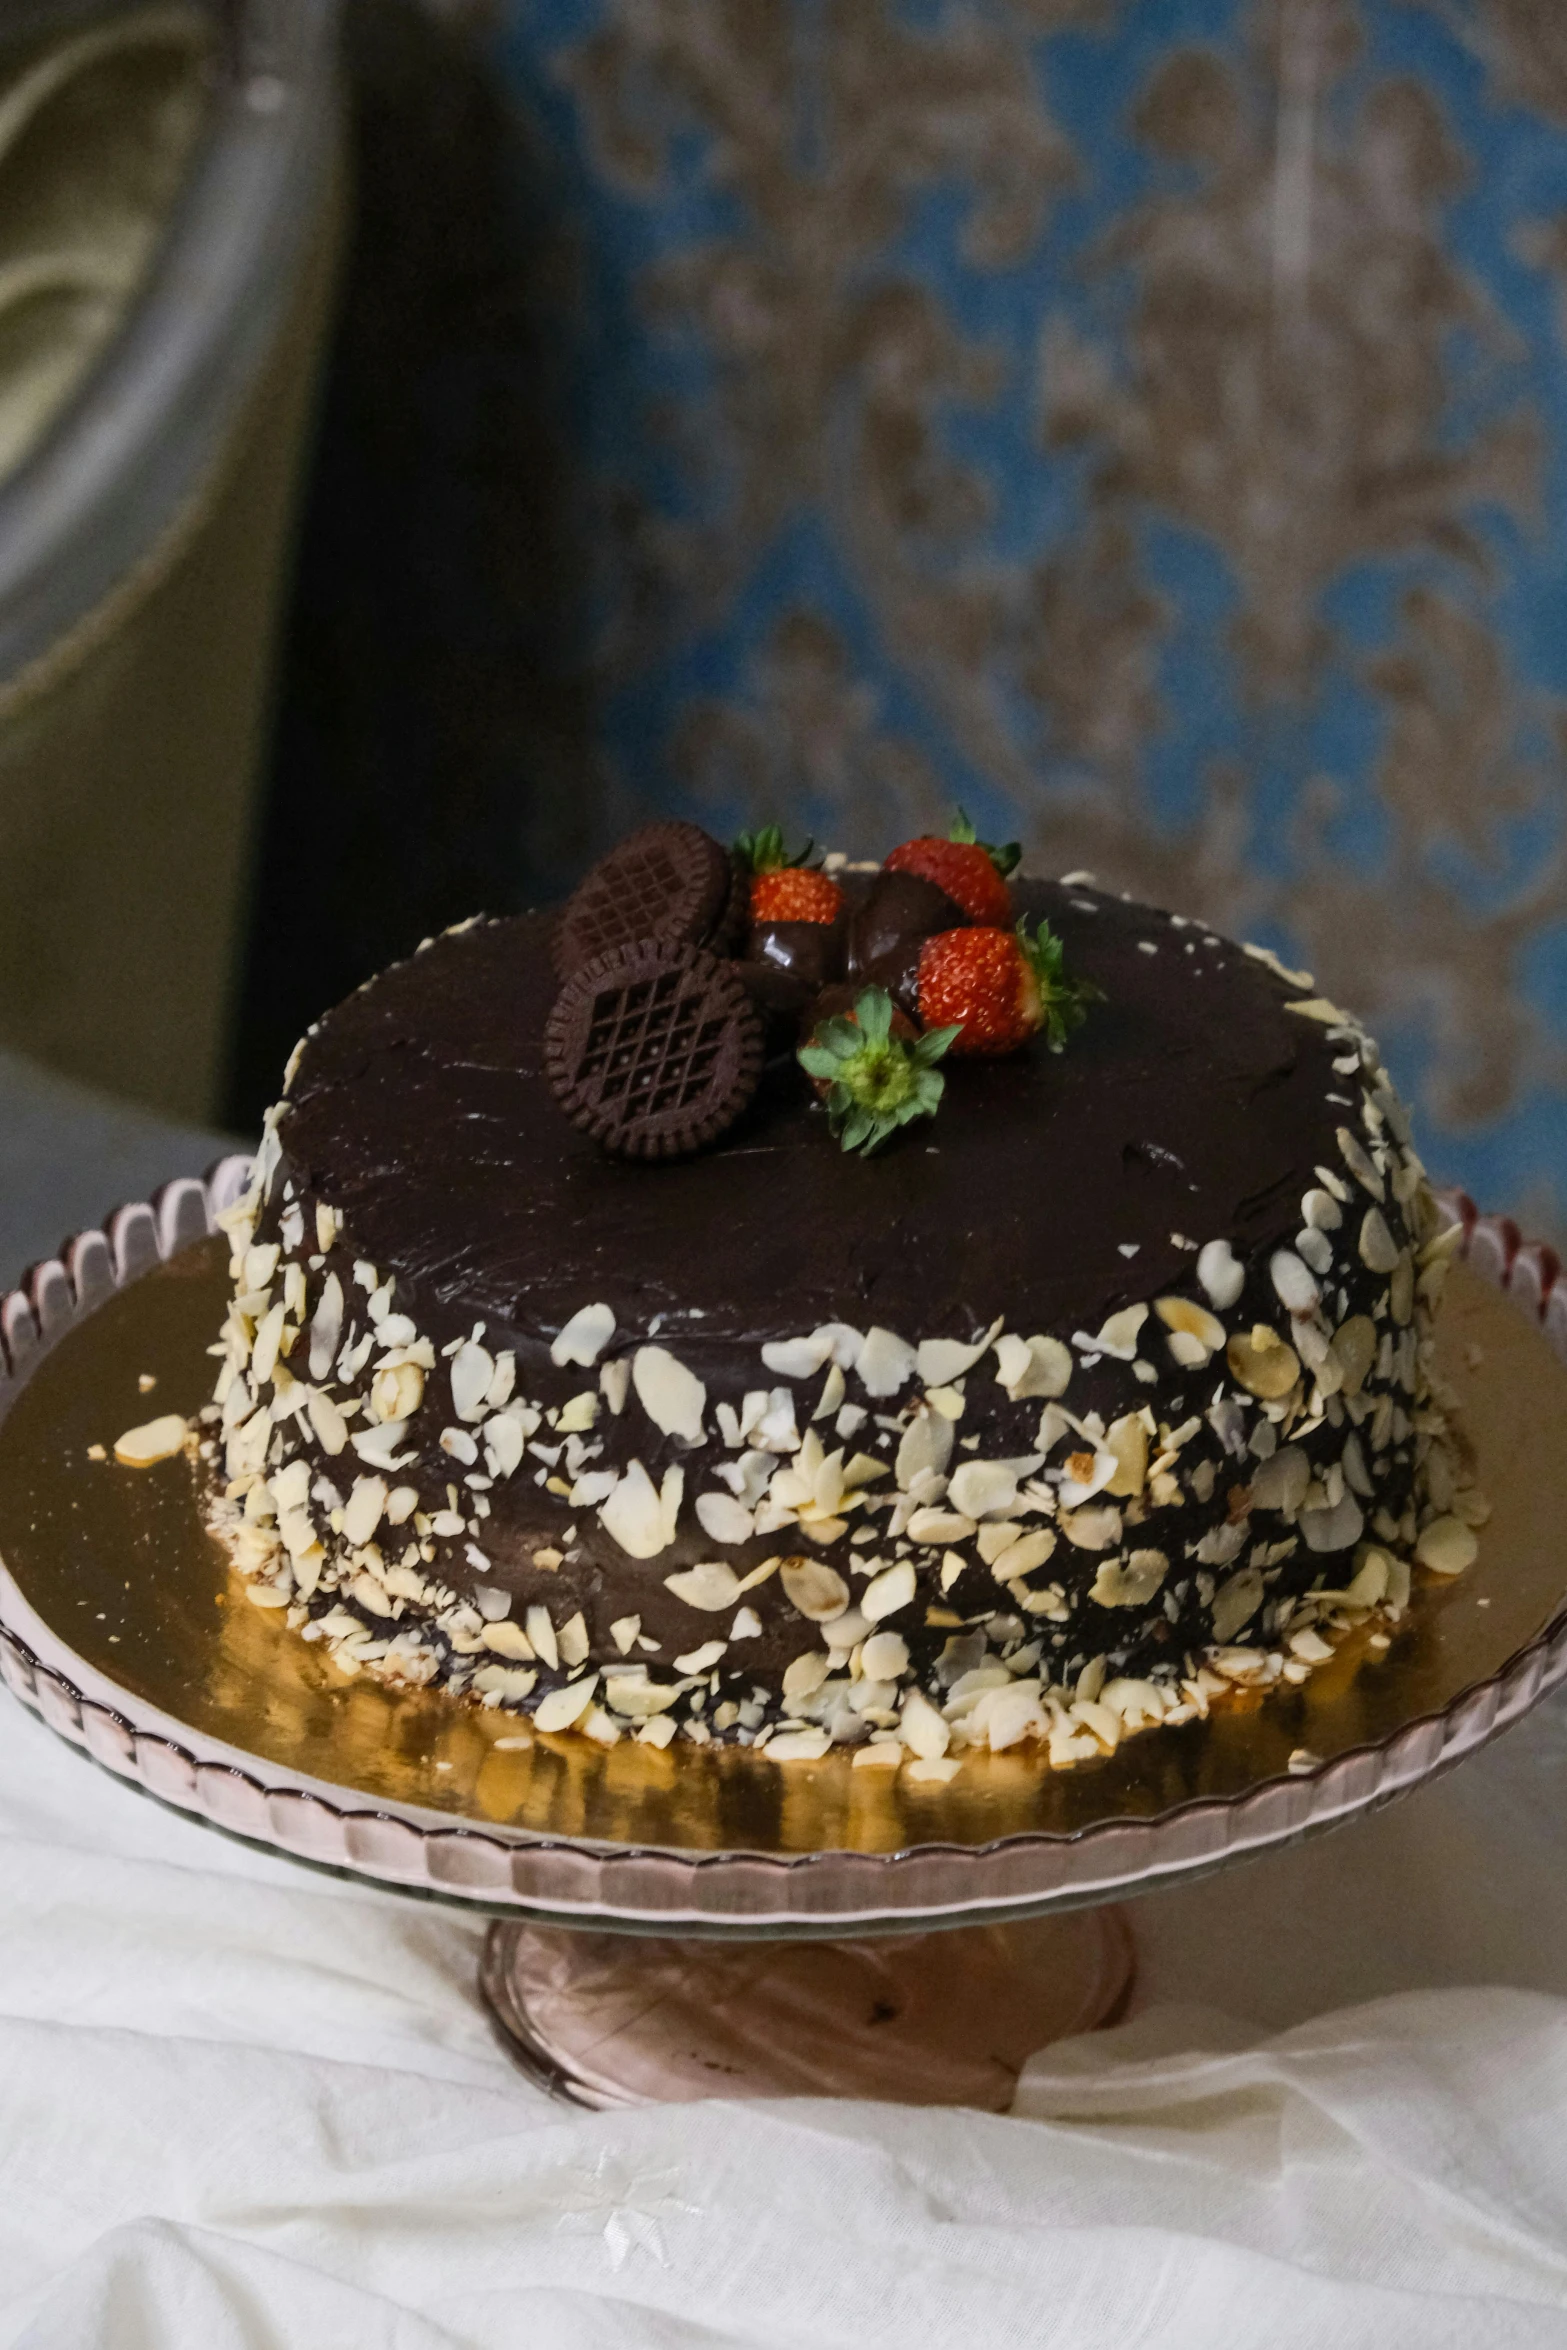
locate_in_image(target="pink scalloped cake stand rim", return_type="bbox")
[0,1168,1562,1933]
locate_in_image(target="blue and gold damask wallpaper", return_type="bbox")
[255,0,1567,1237]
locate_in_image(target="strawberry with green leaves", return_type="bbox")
[798,987,959,1155]
[917,917,1101,1057]
[735,826,844,925]
[884,808,1020,927]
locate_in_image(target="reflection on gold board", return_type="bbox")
[0,1239,1560,1858]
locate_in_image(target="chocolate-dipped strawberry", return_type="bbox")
[750,915,847,994]
[843,868,968,1017]
[734,827,850,996]
[916,918,1102,1056]
[797,984,958,1156]
[883,807,1021,923]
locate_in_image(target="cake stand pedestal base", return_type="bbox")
[480,1909,1136,2108]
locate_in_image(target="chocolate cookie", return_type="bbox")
[544,939,765,1158]
[552,821,736,981]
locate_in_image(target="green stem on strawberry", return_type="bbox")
[735,824,817,875]
[798,987,959,1156]
[1017,916,1104,1051]
[950,806,1021,879]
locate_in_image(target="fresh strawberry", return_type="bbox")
[798,986,958,1155]
[735,824,844,926]
[916,918,1101,1057]
[750,865,845,924]
[884,808,1020,926]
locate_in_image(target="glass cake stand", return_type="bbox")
[1,1162,1564,2108]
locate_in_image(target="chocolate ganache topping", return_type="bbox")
[205,861,1473,1770]
[282,883,1325,1346]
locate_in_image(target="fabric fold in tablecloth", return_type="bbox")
[4,1690,1567,2348]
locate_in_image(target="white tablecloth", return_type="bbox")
[4,1679,1567,2348]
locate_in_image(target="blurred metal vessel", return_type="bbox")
[0,0,340,1125]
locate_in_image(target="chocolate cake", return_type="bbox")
[204,846,1481,1773]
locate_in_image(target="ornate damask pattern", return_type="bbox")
[496,0,1567,1235]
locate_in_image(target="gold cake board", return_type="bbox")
[0,1186,1563,2105]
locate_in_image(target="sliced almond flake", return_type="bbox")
[600,1460,673,1558]
[1337,1125,1385,1200]
[1301,1186,1343,1234]
[895,1406,954,1492]
[906,1507,976,1544]
[1270,1250,1319,1313]
[975,1519,1019,1566]
[730,1606,763,1639]
[1100,1677,1167,1730]
[899,1687,950,1760]
[765,1726,833,1762]
[782,1650,830,1698]
[1415,1515,1478,1575]
[113,1413,189,1467]
[915,1318,1003,1387]
[780,1557,849,1621]
[695,1490,754,1546]
[519,1605,557,1670]
[948,1459,1019,1518]
[1103,1413,1148,1497]
[480,1619,534,1663]
[1196,1238,1245,1310]
[852,1742,905,1769]
[1283,995,1351,1024]
[610,1615,641,1655]
[448,1340,495,1423]
[906,1755,962,1784]
[990,1527,1059,1582]
[304,1387,347,1457]
[567,1469,617,1510]
[632,1345,706,1442]
[1356,1205,1400,1274]
[551,1302,615,1368]
[1243,941,1316,989]
[1060,1502,1123,1552]
[1295,1226,1333,1275]
[1074,1302,1147,1360]
[598,1358,630,1415]
[659,1465,684,1546]
[481,1412,526,1480]
[369,1361,424,1424]
[675,1637,727,1674]
[534,1675,598,1734]
[855,1326,917,1397]
[861,1629,910,1680]
[813,1362,846,1421]
[603,1672,680,1720]
[1300,1490,1364,1553]
[993,1331,1073,1401]
[250,1302,287,1389]
[665,1561,744,1612]
[1227,1328,1300,1401]
[761,1332,834,1379]
[862,1559,917,1622]
[1154,1295,1226,1365]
